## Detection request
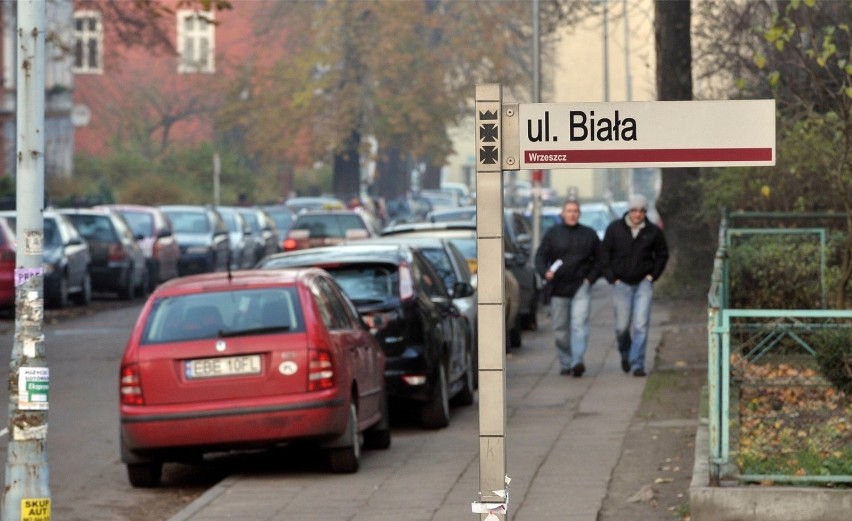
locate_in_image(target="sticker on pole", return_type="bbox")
[21,497,51,521]
[19,367,49,410]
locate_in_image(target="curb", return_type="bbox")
[689,418,852,520]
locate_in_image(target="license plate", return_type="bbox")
[185,355,262,379]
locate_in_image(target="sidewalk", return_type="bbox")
[168,282,667,521]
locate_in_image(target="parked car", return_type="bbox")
[0,216,16,308]
[119,268,390,486]
[1,211,92,308]
[284,196,345,214]
[357,236,478,372]
[159,205,230,276]
[426,205,477,223]
[380,221,527,345]
[439,181,474,205]
[261,204,296,247]
[529,202,616,242]
[58,208,148,300]
[216,206,257,270]
[98,204,180,292]
[237,206,280,262]
[257,243,476,429]
[283,209,380,252]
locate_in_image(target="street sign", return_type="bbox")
[517,100,775,169]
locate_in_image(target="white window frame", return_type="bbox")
[177,10,215,74]
[73,10,103,74]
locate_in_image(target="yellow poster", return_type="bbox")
[21,497,50,521]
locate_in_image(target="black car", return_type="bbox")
[1,210,92,308]
[382,219,540,332]
[257,243,476,429]
[57,208,148,300]
[159,205,230,276]
[237,206,281,262]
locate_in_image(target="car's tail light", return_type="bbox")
[108,244,127,262]
[308,349,335,391]
[0,249,15,262]
[120,364,144,405]
[284,229,309,251]
[399,262,414,301]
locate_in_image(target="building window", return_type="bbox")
[177,10,215,74]
[73,11,102,74]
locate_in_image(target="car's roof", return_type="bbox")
[259,242,413,268]
[97,203,160,213]
[154,268,313,295]
[56,207,115,216]
[381,220,475,235]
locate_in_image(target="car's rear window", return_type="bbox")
[140,287,304,344]
[294,214,366,238]
[66,214,117,242]
[118,211,154,238]
[325,265,398,302]
[165,211,210,234]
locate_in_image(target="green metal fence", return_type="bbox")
[708,211,852,485]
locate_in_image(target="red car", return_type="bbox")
[119,268,390,487]
[0,217,16,307]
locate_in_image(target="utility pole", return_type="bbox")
[531,0,542,256]
[3,2,51,521]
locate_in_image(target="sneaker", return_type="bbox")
[621,359,630,373]
[572,363,586,377]
[633,368,646,377]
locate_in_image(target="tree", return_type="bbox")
[216,0,582,201]
[653,0,715,295]
[693,0,852,306]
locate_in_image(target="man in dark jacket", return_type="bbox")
[534,200,601,377]
[600,193,668,377]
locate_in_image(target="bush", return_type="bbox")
[812,329,852,395]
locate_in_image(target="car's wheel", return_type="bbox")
[72,271,92,306]
[421,364,450,429]
[509,323,522,349]
[126,462,162,488]
[53,275,70,309]
[137,268,150,297]
[327,403,361,473]
[451,351,476,407]
[363,390,391,450]
[118,268,136,300]
[147,263,159,293]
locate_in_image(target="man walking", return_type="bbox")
[534,200,601,377]
[600,194,668,377]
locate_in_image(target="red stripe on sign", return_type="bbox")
[525,148,773,163]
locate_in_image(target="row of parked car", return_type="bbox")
[1,196,543,487]
[113,197,554,488]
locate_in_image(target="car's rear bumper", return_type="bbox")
[383,346,437,402]
[120,392,348,459]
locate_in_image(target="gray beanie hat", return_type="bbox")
[628,193,647,210]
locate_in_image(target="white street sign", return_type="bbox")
[518,100,775,169]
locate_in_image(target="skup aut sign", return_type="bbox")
[518,100,775,169]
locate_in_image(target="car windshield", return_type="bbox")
[165,211,210,234]
[140,287,304,344]
[447,237,476,260]
[579,209,612,234]
[118,211,154,238]
[325,265,398,303]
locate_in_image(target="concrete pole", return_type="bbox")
[474,84,508,520]
[3,2,51,521]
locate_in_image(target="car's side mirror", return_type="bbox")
[451,281,475,299]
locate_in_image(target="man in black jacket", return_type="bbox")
[534,200,601,377]
[600,194,668,377]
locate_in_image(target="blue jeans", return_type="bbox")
[550,281,591,370]
[612,279,654,371]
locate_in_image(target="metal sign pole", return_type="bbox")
[473,84,509,520]
[3,2,51,521]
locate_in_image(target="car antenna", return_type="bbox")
[227,249,233,281]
